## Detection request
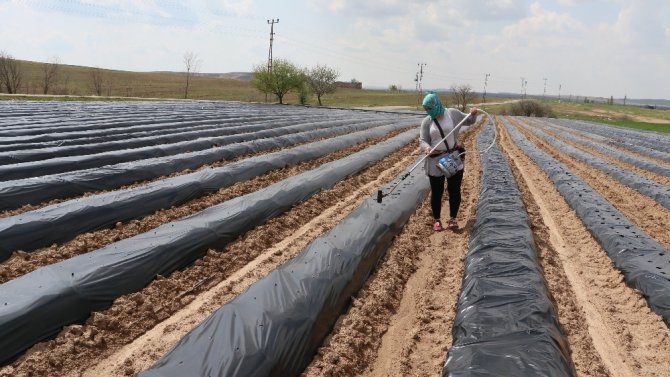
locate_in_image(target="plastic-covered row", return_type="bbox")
[139,158,430,377]
[443,123,575,377]
[503,119,670,324]
[515,118,670,209]
[528,119,670,177]
[0,101,308,135]
[0,117,401,181]
[0,120,416,212]
[0,129,416,364]
[0,121,417,256]
[550,118,670,151]
[0,114,392,164]
[0,114,299,151]
[546,118,670,161]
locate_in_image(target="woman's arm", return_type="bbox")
[447,107,478,126]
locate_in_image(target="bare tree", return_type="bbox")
[0,51,24,94]
[450,84,477,112]
[89,67,105,96]
[183,51,200,99]
[41,56,61,95]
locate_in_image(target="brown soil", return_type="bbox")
[2,115,669,377]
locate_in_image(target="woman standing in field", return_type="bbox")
[419,92,477,231]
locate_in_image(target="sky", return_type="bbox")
[0,0,668,99]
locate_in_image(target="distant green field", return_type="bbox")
[2,59,669,133]
[596,120,670,133]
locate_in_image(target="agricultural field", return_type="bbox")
[0,100,669,377]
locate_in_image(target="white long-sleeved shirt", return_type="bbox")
[419,108,476,176]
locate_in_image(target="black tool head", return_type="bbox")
[377,190,383,203]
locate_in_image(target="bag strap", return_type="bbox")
[433,118,453,152]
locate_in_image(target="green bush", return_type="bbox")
[500,100,556,117]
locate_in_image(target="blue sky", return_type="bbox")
[0,0,668,99]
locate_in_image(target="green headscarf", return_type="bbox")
[422,92,445,119]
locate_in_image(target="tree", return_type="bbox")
[41,56,60,95]
[252,58,303,104]
[450,84,477,112]
[307,64,338,106]
[0,51,23,94]
[89,67,105,96]
[183,51,200,99]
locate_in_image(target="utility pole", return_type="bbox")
[543,78,547,100]
[482,73,490,103]
[265,18,278,102]
[416,62,426,108]
[623,94,627,106]
[524,80,527,99]
[558,84,562,102]
[520,77,525,99]
[267,19,279,73]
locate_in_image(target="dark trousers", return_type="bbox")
[428,169,464,220]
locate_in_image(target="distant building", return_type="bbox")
[335,81,362,89]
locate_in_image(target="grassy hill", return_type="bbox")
[8,60,267,101]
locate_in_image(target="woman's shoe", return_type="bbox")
[447,218,458,229]
[433,220,444,231]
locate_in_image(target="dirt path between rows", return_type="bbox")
[499,117,670,377]
[510,118,670,251]
[304,118,484,376]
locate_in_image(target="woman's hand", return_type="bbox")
[469,106,478,116]
[425,146,433,155]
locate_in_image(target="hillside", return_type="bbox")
[1,60,265,101]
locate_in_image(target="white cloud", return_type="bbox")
[557,0,599,4]
[504,2,584,39]
[598,1,670,52]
